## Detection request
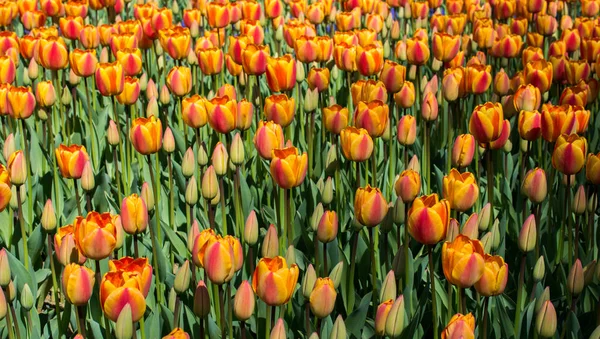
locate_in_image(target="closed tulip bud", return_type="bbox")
[0,288,5,320]
[201,166,218,200]
[159,85,170,105]
[230,133,245,166]
[521,168,547,204]
[173,260,191,294]
[421,92,438,121]
[193,280,211,318]
[328,261,344,289]
[490,219,501,251]
[461,213,479,239]
[131,182,150,215]
[519,214,537,253]
[533,256,545,282]
[408,155,420,173]
[262,224,279,258]
[2,134,14,163]
[145,79,157,100]
[19,283,33,311]
[196,142,209,167]
[331,315,347,339]
[310,203,324,232]
[181,148,196,178]
[385,295,406,338]
[393,198,406,225]
[380,271,397,302]
[301,264,317,300]
[28,59,39,80]
[394,170,421,203]
[270,318,286,339]
[80,161,95,192]
[591,326,600,339]
[309,277,337,318]
[234,280,255,321]
[303,87,318,113]
[212,142,229,176]
[536,301,557,337]
[321,177,334,205]
[115,304,133,339]
[567,259,584,295]
[5,280,14,302]
[60,85,72,106]
[243,211,259,245]
[184,176,198,205]
[573,185,587,215]
[479,205,494,231]
[40,199,57,232]
[446,219,460,242]
[0,249,9,287]
[317,210,338,243]
[159,128,174,154]
[106,120,121,146]
[62,263,95,305]
[8,151,26,186]
[375,299,394,336]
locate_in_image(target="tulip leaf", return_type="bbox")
[161,220,187,259]
[6,249,36,295]
[345,292,372,338]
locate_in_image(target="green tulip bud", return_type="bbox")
[391,248,405,280]
[174,260,191,295]
[480,232,493,253]
[302,264,317,299]
[330,315,347,339]
[380,271,397,302]
[0,288,6,321]
[311,203,324,232]
[583,260,596,286]
[0,249,10,287]
[392,199,405,225]
[329,261,344,289]
[197,142,209,167]
[185,176,198,205]
[567,259,584,296]
[193,281,211,318]
[162,127,175,153]
[321,177,334,205]
[61,85,72,106]
[261,224,279,258]
[244,211,259,246]
[518,214,536,253]
[212,142,229,176]
[590,326,600,339]
[385,295,406,338]
[477,203,492,231]
[536,301,557,338]
[572,185,587,215]
[230,133,245,166]
[141,182,154,211]
[115,304,133,339]
[535,287,550,313]
[41,199,57,233]
[81,161,95,192]
[533,256,545,282]
[285,245,296,266]
[201,166,218,201]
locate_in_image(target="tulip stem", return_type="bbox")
[96,260,112,339]
[480,297,489,339]
[241,321,247,339]
[74,179,82,216]
[113,147,123,204]
[458,287,465,314]
[47,234,62,338]
[323,242,328,274]
[219,177,227,235]
[76,305,87,337]
[8,302,20,339]
[19,119,33,232]
[228,283,233,339]
[139,316,146,339]
[16,185,29,269]
[85,77,98,170]
[428,245,439,339]
[173,296,181,328]
[348,231,358,311]
[371,149,377,186]
[167,154,175,265]
[424,122,430,194]
[265,305,272,339]
[403,203,410,289]
[486,148,494,220]
[146,155,163,305]
[513,254,526,337]
[566,176,573,267]
[155,153,162,243]
[285,189,293,248]
[134,233,139,258]
[308,110,315,179]
[369,227,378,314]
[4,296,14,339]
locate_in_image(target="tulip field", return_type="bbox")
[2,0,600,338]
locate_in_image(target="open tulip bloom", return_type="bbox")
[1,1,600,339]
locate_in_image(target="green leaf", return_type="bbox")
[346,292,372,339]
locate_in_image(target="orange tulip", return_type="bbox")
[379,60,406,94]
[166,66,192,96]
[264,94,295,127]
[69,49,98,78]
[35,80,56,107]
[95,62,125,96]
[441,313,476,339]
[109,32,139,57]
[241,44,269,75]
[252,256,299,306]
[59,16,84,41]
[395,169,421,203]
[407,194,450,245]
[340,127,374,162]
[586,153,600,184]
[465,64,492,94]
[55,144,89,179]
[442,234,485,287]
[80,25,100,49]
[514,84,541,112]
[108,256,153,298]
[183,8,202,28]
[0,56,14,84]
[491,34,523,58]
[205,95,237,134]
[100,270,147,322]
[354,100,389,138]
[443,169,479,212]
[116,76,141,106]
[270,147,308,189]
[242,0,262,20]
[65,0,88,17]
[7,86,35,120]
[62,263,95,305]
[241,19,264,45]
[559,85,588,107]
[335,8,361,31]
[565,60,590,86]
[130,116,163,155]
[474,254,508,296]
[182,95,208,129]
[21,10,46,31]
[295,35,319,64]
[406,37,430,65]
[442,67,467,102]
[433,33,461,62]
[521,167,547,204]
[37,36,68,70]
[469,102,504,144]
[518,110,542,141]
[74,212,117,260]
[524,60,553,93]
[266,55,296,93]
[98,24,116,46]
[254,121,284,160]
[452,134,476,168]
[354,185,388,227]
[0,164,10,212]
[552,134,587,175]
[322,105,348,135]
[536,14,557,36]
[333,42,357,71]
[151,8,173,34]
[197,47,224,75]
[120,194,148,235]
[40,0,63,17]
[541,104,577,142]
[351,80,387,106]
[114,48,142,77]
[203,235,238,285]
[356,44,384,77]
[159,27,192,60]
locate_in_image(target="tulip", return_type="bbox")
[354,100,389,138]
[34,80,56,108]
[264,94,295,127]
[234,280,255,321]
[351,80,387,105]
[395,170,421,203]
[54,225,86,265]
[354,185,388,227]
[514,85,541,112]
[356,44,384,77]
[442,169,479,212]
[469,102,504,144]
[451,134,475,168]
[307,67,330,92]
[0,248,9,287]
[406,37,430,65]
[203,235,239,285]
[130,116,163,155]
[375,299,394,336]
[265,55,296,93]
[380,60,406,93]
[69,49,98,78]
[180,95,207,130]
[407,194,450,245]
[74,212,117,260]
[518,110,542,141]
[94,61,124,97]
[536,301,557,337]
[207,2,230,28]
[36,36,68,70]
[309,277,337,318]
[62,263,95,305]
[120,194,148,235]
[116,77,141,106]
[242,44,270,75]
[100,271,147,322]
[108,257,153,299]
[158,27,191,61]
[7,86,35,120]
[442,234,485,287]
[333,42,357,71]
[322,105,349,135]
[525,60,553,93]
[204,95,237,134]
[254,121,284,160]
[317,210,338,243]
[270,147,308,189]
[465,64,492,94]
[522,168,547,203]
[0,56,14,85]
[0,165,10,212]
[55,144,89,179]
[433,32,461,62]
[252,256,299,306]
[441,313,476,339]
[567,259,584,295]
[552,134,587,175]
[586,153,600,184]
[7,150,27,185]
[541,104,578,142]
[166,66,192,97]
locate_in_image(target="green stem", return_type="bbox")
[47,234,62,338]
[228,284,233,339]
[286,189,293,248]
[4,289,14,339]
[16,186,29,269]
[429,246,439,339]
[168,154,174,266]
[370,227,378,314]
[348,232,358,311]
[76,305,87,337]
[173,297,181,328]
[219,177,227,235]
[139,314,146,339]
[566,175,573,267]
[265,305,272,339]
[487,148,494,219]
[480,297,489,339]
[146,156,163,305]
[513,254,526,336]
[155,153,162,243]
[96,260,112,339]
[424,122,430,194]
[19,120,33,232]
[85,77,98,169]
